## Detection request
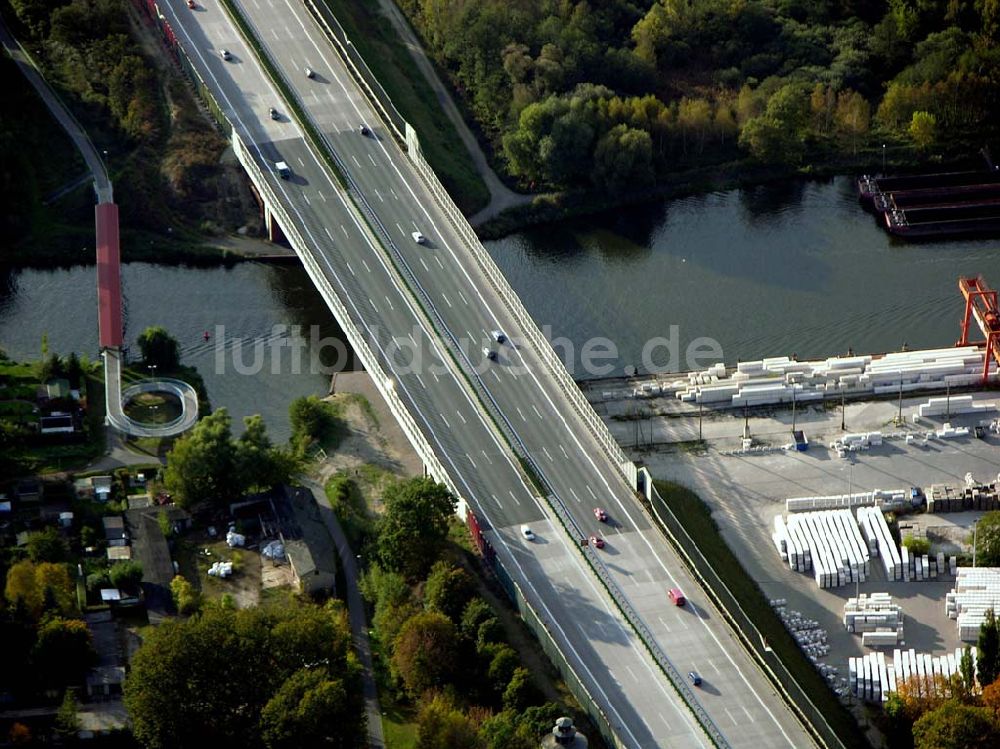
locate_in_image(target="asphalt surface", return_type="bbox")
[156,2,815,746]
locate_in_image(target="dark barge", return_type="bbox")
[858,169,1000,239]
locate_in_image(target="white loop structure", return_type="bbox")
[103,349,199,438]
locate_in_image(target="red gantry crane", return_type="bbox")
[958,276,1000,384]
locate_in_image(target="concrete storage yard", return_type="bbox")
[594,384,1000,698]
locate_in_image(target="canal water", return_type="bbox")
[0,262,352,441]
[2,176,998,435]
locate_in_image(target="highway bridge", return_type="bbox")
[140,1,821,746]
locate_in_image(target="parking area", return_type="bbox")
[639,391,1000,681]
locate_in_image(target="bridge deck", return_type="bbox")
[95,202,123,349]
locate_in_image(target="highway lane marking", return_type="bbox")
[296,157,304,167]
[586,486,597,499]
[508,489,520,506]
[368,297,377,311]
[384,296,394,310]
[415,373,426,389]
[395,222,405,237]
[646,570,656,583]
[271,29,279,40]
[531,404,543,419]
[559,444,568,458]
[441,293,452,308]
[569,488,581,502]
[419,257,429,272]
[324,227,333,240]
[542,446,553,462]
[456,410,466,424]
[373,188,384,202]
[491,493,501,508]
[339,224,349,237]
[466,452,477,468]
[215,10,708,738]
[411,220,420,231]
[176,19,669,749]
[317,190,326,202]
[658,713,671,729]
[351,154,361,168]
[431,371,440,382]
[490,370,501,383]
[624,665,638,682]
[434,256,444,269]
[361,259,371,273]
[389,187,399,200]
[284,24,292,37]
[711,660,721,675]
[742,706,755,723]
[439,412,451,428]
[367,153,377,166]
[516,407,527,422]
[458,290,469,305]
[302,194,310,205]
[724,708,739,726]
[345,261,355,276]
[657,616,671,632]
[481,450,492,464]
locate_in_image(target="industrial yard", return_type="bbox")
[583,314,1000,715]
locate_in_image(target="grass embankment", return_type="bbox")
[652,480,869,749]
[321,0,489,216]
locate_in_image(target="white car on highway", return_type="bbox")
[411,231,427,244]
[520,525,535,541]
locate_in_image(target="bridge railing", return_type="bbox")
[230,129,464,507]
[640,469,845,749]
[301,0,638,516]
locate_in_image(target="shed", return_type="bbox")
[92,476,113,502]
[106,546,132,561]
[102,516,127,545]
[44,378,71,400]
[40,414,75,434]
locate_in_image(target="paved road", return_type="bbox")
[0,12,112,203]
[304,477,385,749]
[157,2,815,746]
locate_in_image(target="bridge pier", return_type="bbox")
[265,205,286,244]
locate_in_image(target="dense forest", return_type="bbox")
[396,0,1000,192]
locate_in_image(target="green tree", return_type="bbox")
[593,124,654,192]
[903,535,931,555]
[4,560,75,619]
[416,694,479,749]
[908,110,937,151]
[137,326,180,370]
[377,478,456,580]
[424,562,476,622]
[961,645,976,693]
[32,618,97,688]
[65,352,83,389]
[979,608,1000,688]
[170,575,201,615]
[259,667,365,749]
[503,666,541,712]
[26,527,70,563]
[235,415,296,493]
[460,597,494,639]
[361,565,419,652]
[487,645,520,695]
[392,611,460,697]
[974,511,1000,566]
[109,560,144,592]
[55,689,80,740]
[124,603,359,749]
[164,409,237,507]
[289,396,341,452]
[913,700,1000,749]
[739,116,800,164]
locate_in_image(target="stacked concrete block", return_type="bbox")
[776,510,871,588]
[845,593,904,646]
[947,568,1000,641]
[858,506,902,581]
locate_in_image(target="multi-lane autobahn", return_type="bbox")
[155,1,817,746]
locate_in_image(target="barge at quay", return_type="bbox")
[858,169,1000,239]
